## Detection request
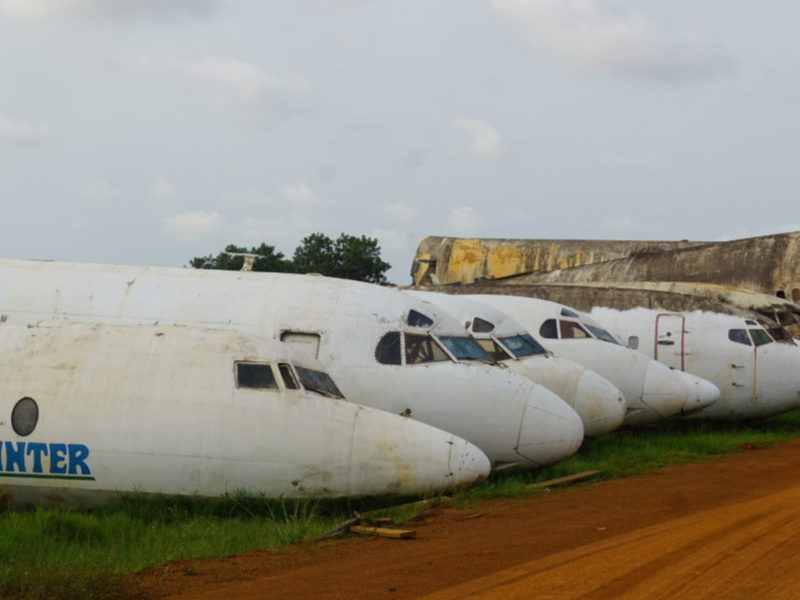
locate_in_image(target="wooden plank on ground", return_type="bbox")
[350,525,417,539]
[525,470,603,491]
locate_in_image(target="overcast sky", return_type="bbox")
[1,0,798,283]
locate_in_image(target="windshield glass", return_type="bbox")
[748,328,774,347]
[405,333,451,364]
[439,336,490,361]
[584,324,620,345]
[499,334,547,357]
[476,338,512,361]
[294,366,345,399]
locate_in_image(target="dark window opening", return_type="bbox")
[236,363,279,390]
[439,336,489,361]
[375,332,402,365]
[728,329,751,346]
[295,366,344,399]
[471,317,495,333]
[476,338,512,361]
[539,319,558,339]
[776,290,786,299]
[560,308,580,318]
[559,320,591,339]
[748,328,774,347]
[407,310,434,327]
[405,333,449,364]
[584,324,620,344]
[500,334,547,357]
[279,363,299,389]
[12,397,39,437]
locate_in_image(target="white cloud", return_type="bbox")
[453,118,504,159]
[481,0,732,83]
[78,177,120,202]
[602,216,636,232]
[163,210,222,240]
[0,0,218,20]
[0,115,50,144]
[151,178,177,201]
[139,57,311,117]
[448,206,482,235]
[385,203,417,224]
[280,183,317,209]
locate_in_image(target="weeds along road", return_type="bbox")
[141,438,800,600]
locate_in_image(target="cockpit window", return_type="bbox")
[279,363,300,390]
[407,310,434,328]
[236,362,279,390]
[405,333,450,364]
[439,336,489,361]
[748,328,774,347]
[560,308,580,318]
[765,325,794,343]
[499,334,547,357]
[728,329,751,346]
[295,366,345,399]
[471,317,495,333]
[559,320,591,339]
[375,332,402,365]
[540,319,558,339]
[584,324,620,345]
[476,338,512,361]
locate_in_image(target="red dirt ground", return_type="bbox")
[136,438,800,600]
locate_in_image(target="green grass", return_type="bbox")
[2,410,799,600]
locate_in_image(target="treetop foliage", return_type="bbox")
[189,233,392,285]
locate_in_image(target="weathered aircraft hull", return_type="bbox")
[0,322,491,507]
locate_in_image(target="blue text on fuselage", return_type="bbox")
[0,442,92,477]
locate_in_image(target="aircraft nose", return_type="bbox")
[640,360,689,420]
[670,370,720,414]
[447,435,493,489]
[573,369,627,437]
[516,386,584,467]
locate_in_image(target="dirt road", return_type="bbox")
[138,439,800,600]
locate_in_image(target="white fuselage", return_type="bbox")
[590,307,800,420]
[405,290,627,437]
[0,259,584,471]
[464,295,720,426]
[0,322,491,507]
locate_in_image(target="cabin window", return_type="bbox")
[440,336,489,361]
[279,363,300,390]
[375,332,402,365]
[476,338,512,361]
[584,324,620,344]
[628,336,639,350]
[560,308,580,318]
[405,333,449,364]
[539,319,558,339]
[407,310,434,328]
[748,329,774,347]
[500,334,547,357]
[559,320,591,339]
[12,397,39,437]
[777,290,786,299]
[236,363,279,390]
[793,289,800,302]
[295,366,344,399]
[728,329,751,346]
[471,317,495,333]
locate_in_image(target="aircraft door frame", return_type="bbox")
[654,313,686,371]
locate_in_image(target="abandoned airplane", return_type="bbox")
[0,321,491,507]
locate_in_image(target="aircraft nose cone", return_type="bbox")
[516,386,584,467]
[671,370,720,414]
[639,360,689,421]
[573,369,627,437]
[447,436,492,489]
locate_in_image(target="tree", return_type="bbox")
[189,234,392,284]
[293,233,391,284]
[189,243,294,273]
